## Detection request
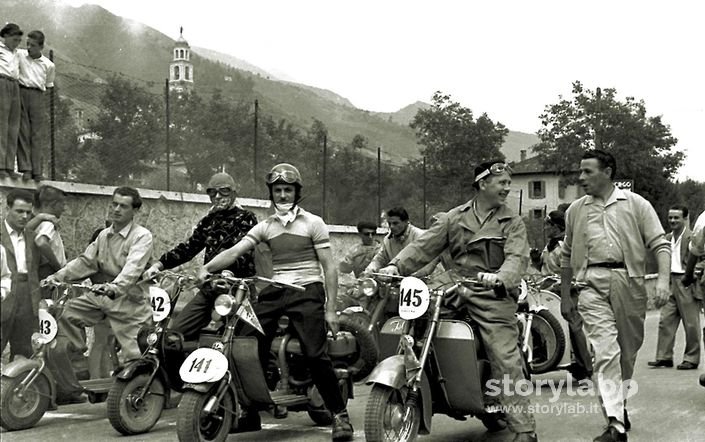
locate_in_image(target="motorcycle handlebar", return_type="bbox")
[215,273,306,292]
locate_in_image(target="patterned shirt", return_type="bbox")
[244,207,329,286]
[159,205,257,277]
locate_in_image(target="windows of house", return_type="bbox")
[528,180,546,199]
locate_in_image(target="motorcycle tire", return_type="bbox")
[338,313,379,382]
[107,374,165,435]
[176,389,233,442]
[0,373,51,431]
[529,309,566,374]
[365,384,420,442]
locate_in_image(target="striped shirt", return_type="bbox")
[244,207,329,286]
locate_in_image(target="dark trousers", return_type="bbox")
[170,290,216,341]
[0,77,20,172]
[18,87,46,177]
[0,278,35,360]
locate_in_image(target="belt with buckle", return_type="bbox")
[587,262,625,269]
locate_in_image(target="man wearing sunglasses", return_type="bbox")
[142,172,258,340]
[339,221,380,277]
[199,163,354,441]
[379,160,537,442]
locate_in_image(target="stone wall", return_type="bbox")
[0,179,382,277]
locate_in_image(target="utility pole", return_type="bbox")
[422,156,427,227]
[253,99,259,187]
[49,49,55,180]
[322,134,327,219]
[165,79,170,191]
[594,87,603,150]
[377,147,382,226]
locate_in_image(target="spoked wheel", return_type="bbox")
[0,374,51,431]
[528,309,566,374]
[107,374,166,435]
[365,384,420,442]
[338,314,379,382]
[176,390,233,442]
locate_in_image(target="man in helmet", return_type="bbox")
[142,172,258,340]
[199,163,354,441]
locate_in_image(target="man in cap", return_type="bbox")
[0,23,23,179]
[142,172,258,340]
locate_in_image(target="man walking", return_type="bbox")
[17,30,55,181]
[560,150,670,441]
[649,205,701,370]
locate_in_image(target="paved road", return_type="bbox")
[2,311,704,441]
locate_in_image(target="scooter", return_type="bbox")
[175,271,358,442]
[0,282,120,431]
[516,275,590,377]
[364,273,513,441]
[107,270,198,435]
[337,273,401,380]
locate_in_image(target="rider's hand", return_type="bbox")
[682,273,696,287]
[325,311,339,336]
[477,272,499,288]
[92,283,117,299]
[142,264,161,281]
[197,267,211,283]
[654,279,670,308]
[378,265,399,276]
[41,275,59,288]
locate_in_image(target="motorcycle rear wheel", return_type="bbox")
[528,309,566,374]
[107,373,165,435]
[0,373,51,431]
[176,390,233,442]
[365,384,420,442]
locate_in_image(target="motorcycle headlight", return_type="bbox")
[214,294,235,316]
[31,332,44,350]
[146,332,159,346]
[360,278,378,297]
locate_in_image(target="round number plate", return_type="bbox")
[398,277,430,320]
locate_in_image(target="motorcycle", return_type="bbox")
[364,274,514,441]
[336,273,401,381]
[516,275,590,377]
[0,282,121,431]
[107,270,198,435]
[175,271,359,442]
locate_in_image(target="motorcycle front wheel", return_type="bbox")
[365,384,420,442]
[107,373,165,435]
[176,389,233,442]
[529,309,566,374]
[0,373,51,431]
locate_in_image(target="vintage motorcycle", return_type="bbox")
[107,270,198,435]
[516,275,590,377]
[175,271,359,442]
[336,273,402,380]
[0,281,121,431]
[364,274,514,441]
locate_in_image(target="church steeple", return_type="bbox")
[169,27,194,93]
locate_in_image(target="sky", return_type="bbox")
[62,0,705,182]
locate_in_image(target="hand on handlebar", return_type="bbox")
[40,275,60,288]
[91,283,117,299]
[477,272,500,288]
[142,264,162,281]
[197,267,211,283]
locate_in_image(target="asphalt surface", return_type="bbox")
[2,310,704,441]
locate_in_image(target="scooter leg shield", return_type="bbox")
[230,336,273,405]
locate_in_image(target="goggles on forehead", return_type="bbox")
[266,170,299,184]
[206,187,233,198]
[474,163,512,183]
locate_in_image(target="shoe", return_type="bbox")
[272,405,288,419]
[332,410,354,441]
[593,426,627,441]
[21,172,32,181]
[677,361,698,370]
[56,392,87,406]
[624,410,631,432]
[512,432,538,442]
[699,373,705,387]
[231,409,261,433]
[647,359,673,368]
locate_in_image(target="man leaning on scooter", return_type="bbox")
[379,160,538,442]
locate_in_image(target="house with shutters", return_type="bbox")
[510,150,584,219]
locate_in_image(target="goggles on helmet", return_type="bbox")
[206,187,233,198]
[266,170,300,185]
[474,163,512,183]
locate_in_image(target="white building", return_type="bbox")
[169,27,194,93]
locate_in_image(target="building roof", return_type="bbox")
[511,155,578,176]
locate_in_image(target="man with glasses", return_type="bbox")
[379,160,537,442]
[339,221,380,277]
[142,172,258,340]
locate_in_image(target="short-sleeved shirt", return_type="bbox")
[17,49,55,90]
[35,220,66,267]
[0,41,19,79]
[244,207,329,286]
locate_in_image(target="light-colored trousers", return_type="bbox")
[655,274,702,364]
[578,268,647,422]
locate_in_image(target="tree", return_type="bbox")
[533,81,684,215]
[89,76,162,182]
[410,91,508,211]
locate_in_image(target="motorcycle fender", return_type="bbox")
[1,357,58,408]
[182,382,217,393]
[365,355,405,389]
[117,357,158,381]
